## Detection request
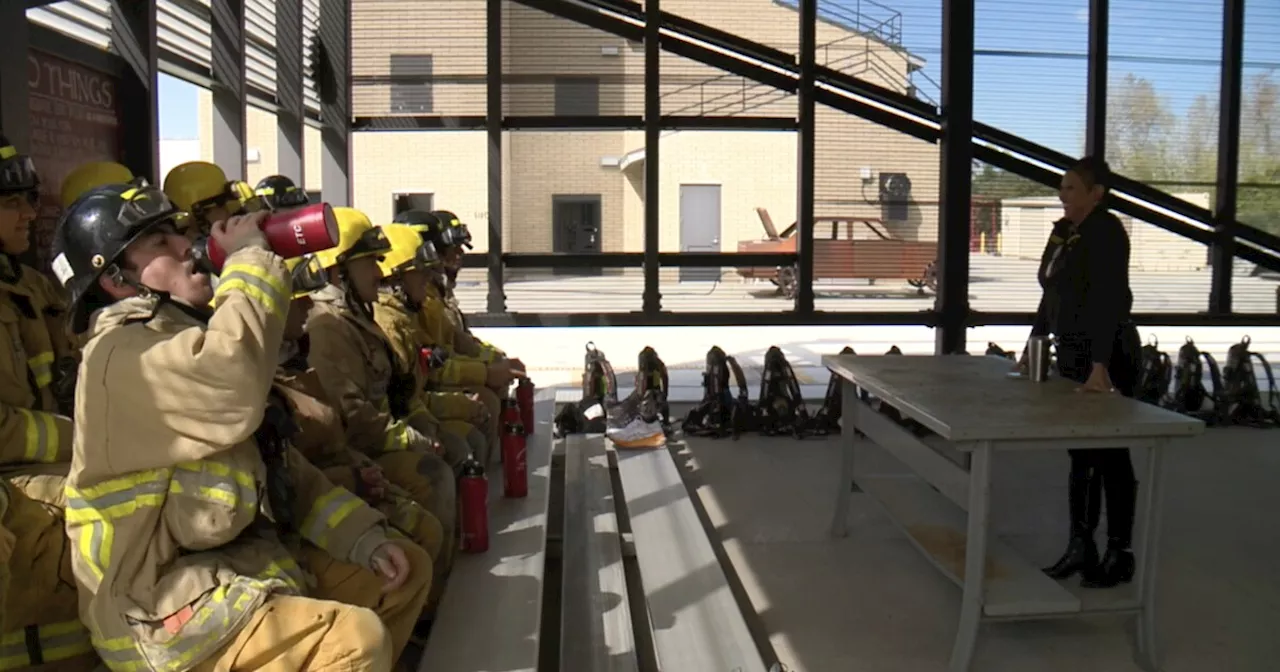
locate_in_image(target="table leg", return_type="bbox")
[1134,442,1167,672]
[948,441,992,672]
[829,380,860,539]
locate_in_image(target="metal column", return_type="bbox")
[642,0,662,314]
[111,0,160,183]
[795,0,817,315]
[211,0,248,179]
[1210,0,1245,315]
[935,0,975,354]
[0,1,30,150]
[485,0,505,313]
[276,0,306,184]
[1085,0,1108,158]
[318,0,352,206]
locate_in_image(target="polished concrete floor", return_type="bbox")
[673,426,1280,672]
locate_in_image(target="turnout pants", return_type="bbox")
[1057,326,1141,548]
[0,478,97,671]
[439,385,501,466]
[374,451,458,588]
[192,596,393,672]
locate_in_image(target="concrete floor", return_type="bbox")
[672,426,1280,672]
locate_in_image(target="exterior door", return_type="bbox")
[679,184,722,282]
[552,195,603,275]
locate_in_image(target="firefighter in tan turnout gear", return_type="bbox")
[53,183,432,671]
[392,210,522,463]
[0,136,96,670]
[303,208,458,573]
[372,223,489,467]
[278,254,451,612]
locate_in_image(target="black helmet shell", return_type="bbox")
[52,183,181,333]
[254,174,308,210]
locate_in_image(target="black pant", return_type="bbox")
[1056,326,1139,547]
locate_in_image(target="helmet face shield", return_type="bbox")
[271,187,310,210]
[289,254,328,298]
[441,221,473,250]
[343,226,392,263]
[413,239,441,269]
[117,185,181,237]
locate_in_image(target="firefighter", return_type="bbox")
[53,183,432,670]
[303,207,458,570]
[372,223,490,466]
[255,174,311,211]
[277,254,450,610]
[392,210,521,460]
[162,161,265,241]
[60,161,135,209]
[0,135,96,670]
[427,210,521,368]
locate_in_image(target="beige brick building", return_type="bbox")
[198,0,939,260]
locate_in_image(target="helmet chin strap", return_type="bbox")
[337,265,374,321]
[392,280,422,314]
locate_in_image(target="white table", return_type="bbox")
[822,354,1204,672]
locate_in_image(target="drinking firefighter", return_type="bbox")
[303,208,459,567]
[391,210,523,460]
[53,182,433,670]
[277,254,452,612]
[371,223,490,468]
[0,136,96,670]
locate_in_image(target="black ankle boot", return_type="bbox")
[1042,534,1099,579]
[1081,544,1135,588]
[1042,462,1101,579]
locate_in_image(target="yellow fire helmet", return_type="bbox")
[61,161,135,208]
[285,254,329,299]
[312,207,391,270]
[376,223,442,278]
[163,161,233,214]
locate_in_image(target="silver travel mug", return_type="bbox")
[1027,335,1051,382]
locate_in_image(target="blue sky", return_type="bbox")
[157,0,1280,157]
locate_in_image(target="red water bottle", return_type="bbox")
[501,422,528,498]
[500,397,520,428]
[458,455,489,553]
[516,378,535,436]
[202,202,341,272]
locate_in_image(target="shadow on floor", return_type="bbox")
[673,427,1280,672]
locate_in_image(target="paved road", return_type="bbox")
[454,255,1278,315]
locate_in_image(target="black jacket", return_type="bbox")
[1029,217,1075,337]
[1042,206,1133,366]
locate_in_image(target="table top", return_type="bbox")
[822,354,1205,443]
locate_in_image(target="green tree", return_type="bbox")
[1180,94,1218,182]
[1238,73,1280,234]
[1106,74,1177,182]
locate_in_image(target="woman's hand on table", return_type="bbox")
[1077,363,1116,393]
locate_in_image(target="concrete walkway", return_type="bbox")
[672,427,1280,672]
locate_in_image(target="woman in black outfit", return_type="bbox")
[1021,156,1142,589]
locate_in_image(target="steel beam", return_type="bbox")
[276,0,306,184]
[459,251,796,269]
[486,0,505,313]
[1210,0,1245,314]
[1085,0,1108,157]
[0,1,30,150]
[935,0,974,354]
[643,0,661,314]
[468,310,939,328]
[795,0,816,314]
[211,0,248,179]
[110,0,160,183]
[318,0,352,205]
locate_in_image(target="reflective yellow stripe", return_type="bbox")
[0,620,95,670]
[15,408,57,462]
[301,486,365,550]
[169,460,258,515]
[214,263,288,319]
[27,351,54,388]
[383,421,411,453]
[66,471,170,582]
[0,147,14,160]
[91,636,147,672]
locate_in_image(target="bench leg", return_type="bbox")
[948,442,992,672]
[830,380,861,538]
[1134,443,1167,672]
